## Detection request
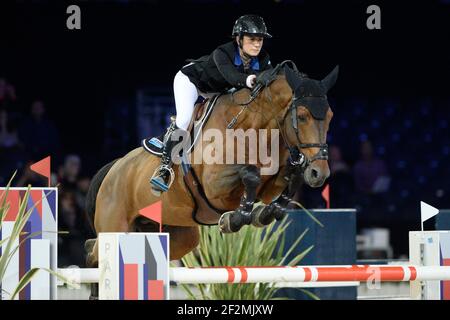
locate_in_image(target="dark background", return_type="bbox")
[1,1,449,150]
[1,0,449,259]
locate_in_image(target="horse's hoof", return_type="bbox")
[84,238,96,253]
[89,283,99,300]
[273,204,287,221]
[218,211,234,233]
[251,204,271,227]
[218,211,243,233]
[251,204,275,227]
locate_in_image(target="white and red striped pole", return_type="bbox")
[59,265,450,285]
[170,265,450,284]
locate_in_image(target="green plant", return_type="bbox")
[179,217,319,300]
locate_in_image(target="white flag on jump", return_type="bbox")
[420,201,439,231]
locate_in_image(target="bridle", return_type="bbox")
[279,94,329,169]
[227,60,329,170]
[268,60,329,169]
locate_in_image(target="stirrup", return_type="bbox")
[150,165,175,193]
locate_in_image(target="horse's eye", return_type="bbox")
[298,116,307,123]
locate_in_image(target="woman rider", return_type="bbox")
[149,14,273,194]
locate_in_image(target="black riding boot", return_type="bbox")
[150,125,186,195]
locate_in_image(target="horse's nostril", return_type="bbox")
[311,168,319,179]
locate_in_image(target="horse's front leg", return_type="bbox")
[219,165,261,233]
[252,165,303,227]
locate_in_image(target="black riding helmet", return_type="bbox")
[232,15,272,39]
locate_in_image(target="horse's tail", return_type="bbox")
[85,159,120,235]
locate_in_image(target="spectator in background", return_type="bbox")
[58,190,86,267]
[0,78,21,132]
[0,108,19,148]
[0,108,29,185]
[330,145,350,174]
[0,78,17,111]
[328,145,355,208]
[75,175,96,239]
[354,140,390,195]
[75,175,90,211]
[58,154,82,193]
[56,155,96,266]
[18,100,59,161]
[353,140,391,225]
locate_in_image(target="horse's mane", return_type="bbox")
[256,60,308,89]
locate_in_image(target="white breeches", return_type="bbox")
[173,67,215,130]
[173,70,198,130]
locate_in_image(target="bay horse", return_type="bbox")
[84,62,338,285]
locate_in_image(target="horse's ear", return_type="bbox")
[284,65,300,91]
[321,65,339,92]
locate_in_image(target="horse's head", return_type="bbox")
[281,65,338,188]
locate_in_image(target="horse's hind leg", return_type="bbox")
[219,165,261,233]
[85,201,131,299]
[85,238,100,299]
[165,225,200,260]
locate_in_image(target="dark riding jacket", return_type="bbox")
[181,41,272,93]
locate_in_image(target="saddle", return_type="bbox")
[142,94,221,157]
[142,94,225,225]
